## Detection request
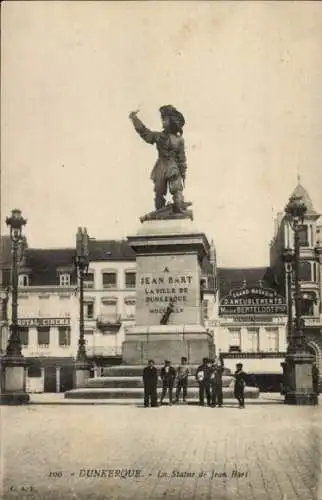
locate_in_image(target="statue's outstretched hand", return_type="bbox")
[129,110,140,120]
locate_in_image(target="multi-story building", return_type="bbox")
[215,267,288,389]
[214,181,321,390]
[81,239,137,364]
[270,181,322,368]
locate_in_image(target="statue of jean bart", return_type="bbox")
[129,105,190,216]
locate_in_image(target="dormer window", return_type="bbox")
[18,274,30,287]
[60,273,70,287]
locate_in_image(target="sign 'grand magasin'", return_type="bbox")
[219,287,287,316]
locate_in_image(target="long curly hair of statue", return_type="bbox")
[159,105,185,136]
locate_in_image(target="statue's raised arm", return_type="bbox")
[129,105,190,218]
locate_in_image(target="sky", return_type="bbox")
[1,1,322,267]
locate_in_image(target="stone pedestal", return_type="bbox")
[123,325,214,365]
[0,356,30,404]
[123,218,214,365]
[74,360,91,389]
[284,350,318,405]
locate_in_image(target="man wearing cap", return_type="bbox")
[142,360,158,408]
[129,105,187,213]
[234,363,247,409]
[210,355,224,408]
[195,358,212,406]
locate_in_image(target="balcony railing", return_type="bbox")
[302,317,321,327]
[96,314,122,332]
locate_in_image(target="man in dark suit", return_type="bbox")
[143,360,158,407]
[196,358,212,406]
[210,355,224,408]
[160,360,176,405]
[234,363,247,409]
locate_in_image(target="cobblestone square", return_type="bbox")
[1,398,322,500]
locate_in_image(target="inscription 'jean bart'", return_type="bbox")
[129,105,187,213]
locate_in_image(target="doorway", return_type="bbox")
[44,366,57,393]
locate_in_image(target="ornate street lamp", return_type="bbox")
[73,227,91,388]
[283,195,317,405]
[0,209,29,404]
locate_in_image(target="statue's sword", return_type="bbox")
[160,299,174,325]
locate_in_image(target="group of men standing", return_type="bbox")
[142,356,247,409]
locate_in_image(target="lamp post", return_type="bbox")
[0,209,29,404]
[283,195,317,405]
[282,248,294,347]
[73,227,91,388]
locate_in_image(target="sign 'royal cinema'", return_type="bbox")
[219,287,287,316]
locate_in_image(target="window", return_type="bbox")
[102,272,117,289]
[84,272,94,289]
[298,262,311,282]
[59,327,71,346]
[19,327,29,347]
[203,300,209,320]
[265,327,279,352]
[228,328,241,353]
[18,274,29,287]
[247,328,259,353]
[298,225,309,247]
[38,295,51,316]
[124,297,136,319]
[59,273,70,287]
[28,366,42,377]
[125,272,136,289]
[100,298,118,320]
[301,296,315,316]
[85,302,94,319]
[37,327,50,346]
[313,263,318,282]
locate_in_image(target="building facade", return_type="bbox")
[270,182,322,371]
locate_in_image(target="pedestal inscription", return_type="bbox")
[136,254,201,326]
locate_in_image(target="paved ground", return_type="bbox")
[1,397,322,500]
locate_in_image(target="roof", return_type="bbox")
[217,267,277,297]
[25,248,77,286]
[290,183,317,214]
[88,239,136,261]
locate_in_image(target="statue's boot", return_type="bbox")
[155,195,166,211]
[173,191,185,213]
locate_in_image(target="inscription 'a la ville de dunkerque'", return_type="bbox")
[140,274,193,314]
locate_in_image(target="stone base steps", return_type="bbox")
[64,386,260,399]
[101,365,232,377]
[86,376,235,389]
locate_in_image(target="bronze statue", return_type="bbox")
[129,105,187,214]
